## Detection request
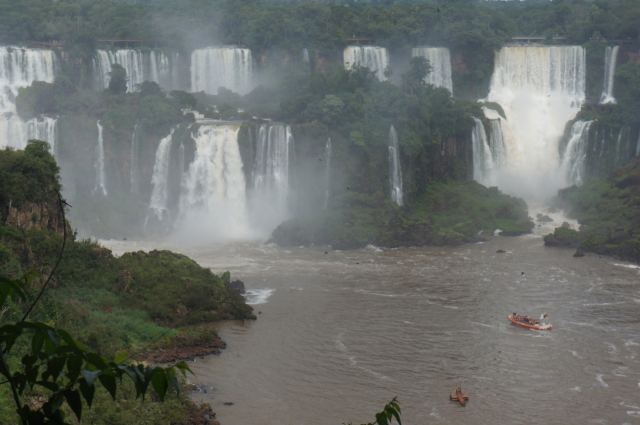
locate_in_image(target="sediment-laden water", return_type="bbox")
[104,233,640,425]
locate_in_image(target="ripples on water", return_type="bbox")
[102,236,640,424]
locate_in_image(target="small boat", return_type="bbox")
[508,312,552,330]
[450,385,468,405]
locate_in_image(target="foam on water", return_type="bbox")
[244,288,275,305]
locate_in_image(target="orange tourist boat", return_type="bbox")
[508,312,552,330]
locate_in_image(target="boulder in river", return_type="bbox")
[226,279,246,294]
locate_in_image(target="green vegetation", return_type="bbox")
[545,157,640,262]
[273,180,532,249]
[0,144,254,423]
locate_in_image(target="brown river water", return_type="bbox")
[104,231,640,425]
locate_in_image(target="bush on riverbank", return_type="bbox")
[545,157,640,263]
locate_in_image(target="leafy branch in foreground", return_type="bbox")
[0,190,192,424]
[344,397,401,425]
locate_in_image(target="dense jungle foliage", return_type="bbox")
[0,142,254,423]
[544,157,640,263]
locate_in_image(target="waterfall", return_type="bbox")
[388,125,403,206]
[93,49,180,92]
[178,124,250,238]
[323,137,332,209]
[560,120,593,186]
[191,47,254,95]
[130,123,140,194]
[302,48,309,62]
[343,46,389,81]
[0,46,58,150]
[636,132,640,157]
[411,47,453,92]
[599,46,619,104]
[486,45,586,199]
[149,129,176,220]
[94,121,107,197]
[254,124,292,201]
[471,118,494,184]
[179,142,185,178]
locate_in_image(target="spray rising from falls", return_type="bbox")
[191,47,254,95]
[599,46,619,105]
[94,121,107,197]
[411,47,453,92]
[178,125,250,240]
[148,129,176,220]
[483,45,586,199]
[93,50,180,92]
[343,46,389,81]
[388,125,403,206]
[0,46,58,151]
[323,137,332,209]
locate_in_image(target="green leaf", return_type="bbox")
[79,379,95,407]
[35,380,59,392]
[87,353,108,370]
[98,374,117,400]
[113,351,129,364]
[66,356,83,382]
[150,368,168,401]
[164,335,172,348]
[167,368,180,395]
[174,361,193,376]
[56,329,76,347]
[64,389,82,421]
[82,368,101,386]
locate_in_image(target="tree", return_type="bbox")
[401,56,432,95]
[107,64,127,95]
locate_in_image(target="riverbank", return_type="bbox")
[545,157,640,264]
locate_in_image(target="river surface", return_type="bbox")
[103,233,640,425]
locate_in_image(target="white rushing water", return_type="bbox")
[471,118,494,185]
[323,137,332,209]
[302,48,309,63]
[599,46,619,105]
[253,124,292,213]
[94,121,107,197]
[178,124,252,241]
[191,47,254,95]
[560,120,593,186]
[483,45,586,199]
[93,49,180,92]
[149,129,176,220]
[411,47,453,92]
[0,46,58,151]
[130,123,140,194]
[388,125,403,206]
[343,46,389,81]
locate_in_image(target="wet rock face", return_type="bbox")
[226,279,246,294]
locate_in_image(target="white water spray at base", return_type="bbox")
[483,45,586,200]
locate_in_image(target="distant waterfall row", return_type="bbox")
[93,49,181,92]
[343,46,389,81]
[412,47,453,92]
[599,46,619,105]
[0,46,58,151]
